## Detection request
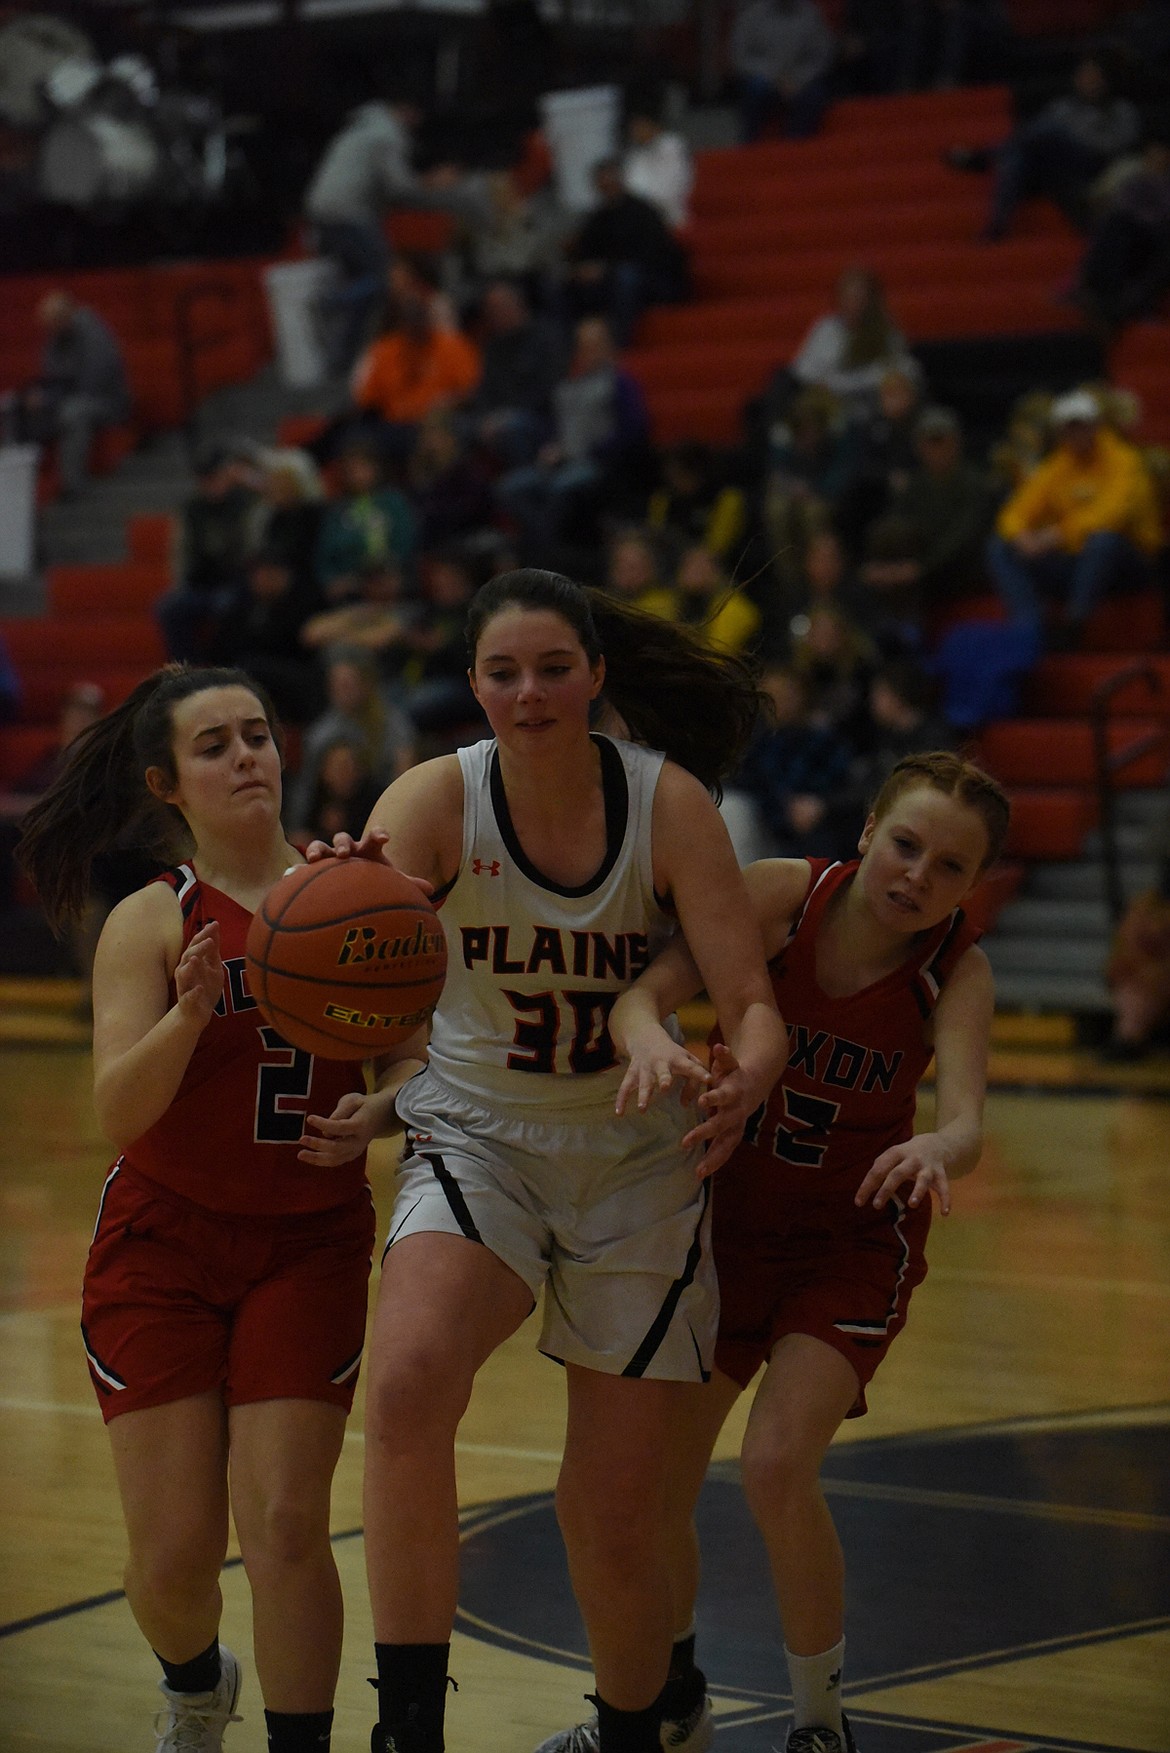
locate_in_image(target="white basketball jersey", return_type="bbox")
[428,734,679,1114]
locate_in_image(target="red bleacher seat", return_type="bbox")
[977,718,1168,788]
[128,515,175,566]
[1003,789,1099,860]
[47,563,169,617]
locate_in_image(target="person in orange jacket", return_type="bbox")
[986,387,1162,647]
[351,292,481,463]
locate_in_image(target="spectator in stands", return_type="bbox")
[646,442,747,563]
[1104,856,1170,1059]
[664,543,763,656]
[456,171,569,307]
[296,735,386,846]
[399,544,485,744]
[210,546,324,724]
[462,280,564,467]
[350,291,482,463]
[12,292,130,500]
[622,91,694,229]
[720,662,854,865]
[300,557,424,704]
[561,157,691,346]
[859,405,994,625]
[157,441,259,663]
[604,527,675,613]
[285,644,416,833]
[758,385,856,592]
[786,267,911,420]
[987,388,1162,647]
[495,317,650,558]
[246,449,325,596]
[950,54,1141,240]
[790,600,878,743]
[315,440,417,604]
[405,412,496,550]
[303,85,469,376]
[851,652,955,789]
[1071,132,1170,331]
[835,359,925,551]
[729,0,836,142]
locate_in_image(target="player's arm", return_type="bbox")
[92,885,220,1150]
[298,1030,430,1166]
[855,943,993,1216]
[647,765,790,1172]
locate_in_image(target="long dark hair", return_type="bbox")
[18,664,282,930]
[465,568,763,791]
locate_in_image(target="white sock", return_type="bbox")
[785,1638,845,1734]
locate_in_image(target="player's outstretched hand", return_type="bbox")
[174,919,222,1028]
[303,828,433,896]
[685,1042,761,1178]
[615,1018,710,1118]
[298,1091,383,1167]
[856,1134,953,1215]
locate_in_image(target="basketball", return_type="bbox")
[245,858,447,1059]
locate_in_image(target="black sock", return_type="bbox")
[155,1640,221,1695]
[668,1633,696,1686]
[594,1694,664,1753]
[266,1710,333,1751]
[664,1634,705,1716]
[373,1643,451,1751]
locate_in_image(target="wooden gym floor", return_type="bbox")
[1,988,1168,1753]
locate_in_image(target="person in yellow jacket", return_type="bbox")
[987,387,1162,646]
[639,543,763,657]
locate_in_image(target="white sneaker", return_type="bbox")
[533,1693,714,1753]
[154,1645,243,1752]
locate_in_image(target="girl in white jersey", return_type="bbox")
[308,569,787,1753]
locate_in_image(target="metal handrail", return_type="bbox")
[1089,662,1168,926]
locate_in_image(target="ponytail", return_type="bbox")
[17,663,281,930]
[465,568,763,791]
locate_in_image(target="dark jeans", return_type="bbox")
[987,530,1152,628]
[737,72,831,144]
[986,121,1106,238]
[309,217,391,376]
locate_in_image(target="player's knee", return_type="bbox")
[555,1472,660,1574]
[127,1533,221,1611]
[366,1344,473,1448]
[240,1492,328,1571]
[739,1424,818,1516]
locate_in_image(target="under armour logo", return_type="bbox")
[472,858,501,876]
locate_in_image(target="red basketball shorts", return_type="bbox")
[711,1164,930,1416]
[82,1163,376,1422]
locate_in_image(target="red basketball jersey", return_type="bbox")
[728,858,982,1198]
[120,865,368,1215]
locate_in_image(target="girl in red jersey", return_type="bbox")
[601,751,1009,1753]
[18,665,393,1753]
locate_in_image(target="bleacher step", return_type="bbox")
[992,973,1112,1012]
[1028,861,1159,903]
[993,898,1112,937]
[985,937,1108,978]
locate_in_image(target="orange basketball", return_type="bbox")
[245,859,447,1059]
